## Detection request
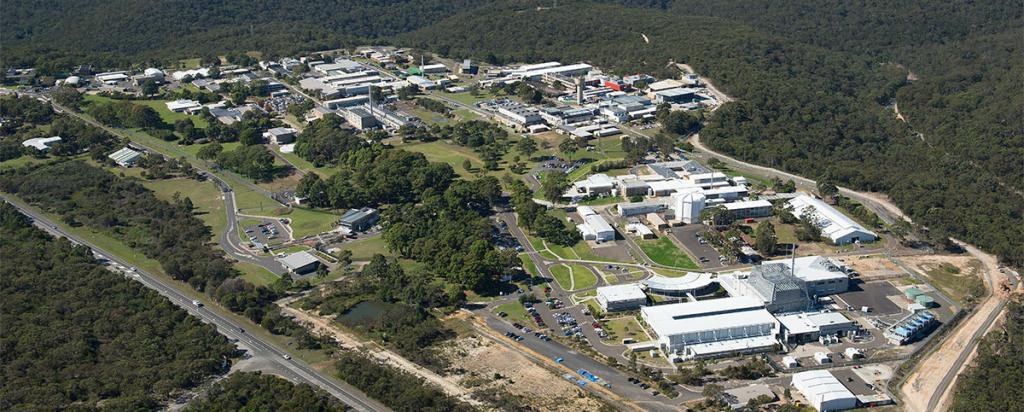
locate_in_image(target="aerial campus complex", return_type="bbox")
[2,23,1018,412]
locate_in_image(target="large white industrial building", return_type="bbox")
[641,296,779,359]
[576,206,615,242]
[791,370,857,411]
[595,284,648,312]
[763,256,850,296]
[788,195,877,245]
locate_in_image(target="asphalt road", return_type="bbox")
[3,196,388,412]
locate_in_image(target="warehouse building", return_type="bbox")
[21,136,62,151]
[576,206,615,242]
[108,147,143,167]
[339,208,379,232]
[791,370,857,412]
[596,284,648,312]
[569,173,615,198]
[788,195,877,244]
[641,296,779,359]
[777,311,858,344]
[264,127,297,144]
[723,199,773,220]
[342,107,378,130]
[279,251,321,275]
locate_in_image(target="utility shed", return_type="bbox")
[791,370,857,412]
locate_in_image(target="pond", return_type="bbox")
[338,300,398,326]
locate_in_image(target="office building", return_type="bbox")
[596,284,647,312]
[641,296,779,359]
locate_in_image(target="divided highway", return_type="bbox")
[2,195,388,412]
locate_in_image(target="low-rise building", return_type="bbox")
[777,311,858,344]
[569,173,615,198]
[264,127,298,145]
[722,199,773,220]
[342,107,378,130]
[596,284,647,312]
[279,251,321,275]
[108,147,143,167]
[166,99,201,113]
[339,208,379,232]
[21,136,62,151]
[576,206,615,242]
[788,195,878,244]
[641,296,779,359]
[791,370,857,412]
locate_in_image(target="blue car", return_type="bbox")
[554,357,564,363]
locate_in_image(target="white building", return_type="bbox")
[21,136,62,151]
[595,284,647,312]
[777,311,858,344]
[108,147,143,167]
[641,296,779,359]
[673,191,705,224]
[762,256,850,296]
[264,127,298,145]
[279,251,321,275]
[420,63,447,74]
[722,199,773,220]
[569,173,615,198]
[788,195,877,244]
[576,206,615,242]
[625,222,655,239]
[643,272,717,296]
[791,370,857,412]
[516,63,592,80]
[166,99,201,113]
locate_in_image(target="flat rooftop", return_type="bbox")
[596,284,647,302]
[641,296,777,335]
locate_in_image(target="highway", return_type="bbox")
[2,195,388,412]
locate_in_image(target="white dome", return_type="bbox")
[144,68,164,77]
[64,76,81,85]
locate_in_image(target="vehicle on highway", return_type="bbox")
[192,300,203,307]
[283,354,292,360]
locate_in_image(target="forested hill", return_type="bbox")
[0,202,236,410]
[2,0,492,70]
[398,1,1023,266]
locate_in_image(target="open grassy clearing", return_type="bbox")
[402,140,482,179]
[921,261,986,305]
[274,147,334,177]
[519,254,540,278]
[441,90,497,106]
[0,155,48,171]
[549,263,598,291]
[600,317,647,342]
[336,235,391,261]
[236,261,280,286]
[142,177,226,238]
[494,302,531,324]
[85,94,209,128]
[652,267,693,278]
[639,236,699,269]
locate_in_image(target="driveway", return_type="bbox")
[669,224,724,269]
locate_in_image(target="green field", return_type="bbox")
[0,156,47,171]
[600,317,647,342]
[84,94,209,128]
[336,235,391,261]
[549,263,598,291]
[402,140,482,179]
[275,147,334,177]
[236,262,280,286]
[494,302,531,324]
[519,254,540,278]
[639,237,699,269]
[142,177,226,238]
[922,262,986,305]
[442,90,496,107]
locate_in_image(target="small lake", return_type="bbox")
[338,300,397,326]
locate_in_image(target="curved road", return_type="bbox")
[2,196,387,412]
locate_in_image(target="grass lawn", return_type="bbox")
[639,236,699,269]
[280,207,338,238]
[652,267,692,278]
[275,147,334,177]
[178,58,202,69]
[922,262,986,305]
[600,317,647,342]
[519,254,540,278]
[402,140,482,179]
[142,177,226,238]
[442,91,496,106]
[549,263,598,291]
[84,94,208,128]
[337,235,391,261]
[236,262,280,286]
[578,196,623,206]
[494,302,531,324]
[0,156,47,171]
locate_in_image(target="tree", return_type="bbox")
[51,86,82,108]
[702,383,724,400]
[541,170,569,202]
[196,142,223,160]
[796,214,822,242]
[462,159,473,172]
[239,128,262,145]
[817,177,839,202]
[754,220,777,255]
[654,132,676,158]
[140,79,160,96]
[558,138,578,161]
[516,136,538,159]
[700,206,731,227]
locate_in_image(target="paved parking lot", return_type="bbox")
[834,280,903,315]
[668,224,723,269]
[244,221,286,245]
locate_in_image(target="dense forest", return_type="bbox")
[186,372,346,412]
[950,301,1024,412]
[0,202,236,410]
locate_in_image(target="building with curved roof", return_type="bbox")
[643,272,717,296]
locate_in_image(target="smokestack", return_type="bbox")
[575,77,584,105]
